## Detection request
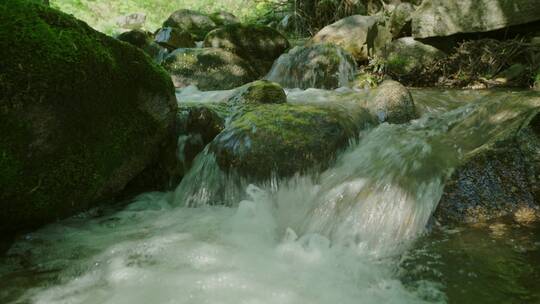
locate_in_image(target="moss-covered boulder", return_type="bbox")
[117,29,151,48]
[435,101,540,224]
[384,37,446,79]
[154,27,196,50]
[162,47,259,90]
[203,24,290,76]
[265,43,357,89]
[366,80,418,124]
[209,11,239,26]
[228,80,286,105]
[117,29,169,63]
[0,0,177,236]
[208,104,377,180]
[163,9,217,41]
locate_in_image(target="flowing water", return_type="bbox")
[1,88,540,304]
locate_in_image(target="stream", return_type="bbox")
[1,88,540,304]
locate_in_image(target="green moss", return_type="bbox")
[229,80,286,105]
[0,0,175,234]
[209,103,375,179]
[162,48,258,90]
[203,23,290,75]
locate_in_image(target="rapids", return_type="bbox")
[1,88,540,304]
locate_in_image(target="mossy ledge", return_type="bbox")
[0,0,177,238]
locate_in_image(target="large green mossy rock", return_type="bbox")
[265,43,357,89]
[163,9,217,41]
[203,24,290,76]
[412,0,540,38]
[435,98,540,224]
[0,0,177,236]
[209,104,377,180]
[228,80,287,105]
[162,48,258,90]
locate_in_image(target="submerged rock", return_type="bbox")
[154,27,196,50]
[163,9,217,41]
[436,102,540,224]
[310,15,381,62]
[265,43,357,89]
[203,24,290,76]
[0,0,177,236]
[366,80,418,124]
[161,48,258,90]
[383,37,446,79]
[209,103,377,180]
[412,0,540,38]
[228,80,287,105]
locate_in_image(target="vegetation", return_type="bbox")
[50,0,275,34]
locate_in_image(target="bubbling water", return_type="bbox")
[2,90,538,304]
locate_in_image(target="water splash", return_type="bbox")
[1,90,538,303]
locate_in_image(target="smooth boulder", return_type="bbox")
[203,24,290,75]
[0,0,177,236]
[412,0,540,38]
[162,48,258,90]
[266,43,357,89]
[311,15,381,62]
[366,80,418,124]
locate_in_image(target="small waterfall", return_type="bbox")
[265,43,357,89]
[2,90,538,303]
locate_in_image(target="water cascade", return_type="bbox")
[1,89,539,304]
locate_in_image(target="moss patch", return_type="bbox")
[0,0,176,235]
[209,103,376,179]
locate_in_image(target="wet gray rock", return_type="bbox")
[412,0,540,38]
[436,107,540,224]
[367,80,418,124]
[176,103,228,176]
[266,43,357,89]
